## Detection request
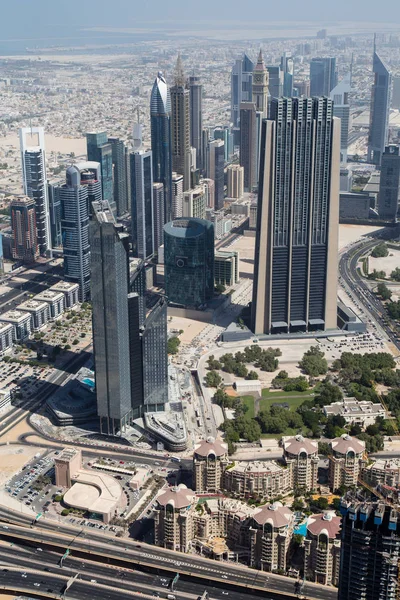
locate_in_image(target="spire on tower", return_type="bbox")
[174,52,186,87]
[257,48,263,64]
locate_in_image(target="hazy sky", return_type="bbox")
[1,0,399,39]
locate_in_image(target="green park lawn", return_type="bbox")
[259,388,315,412]
[240,395,256,419]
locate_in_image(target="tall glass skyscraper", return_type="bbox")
[330,73,351,164]
[19,127,51,255]
[47,181,63,248]
[251,97,340,335]
[91,202,133,435]
[281,52,294,97]
[150,72,173,223]
[130,149,154,260]
[310,57,337,97]
[10,196,39,263]
[171,55,191,193]
[368,51,392,166]
[108,136,129,217]
[231,54,254,127]
[240,102,257,192]
[378,145,400,221]
[189,75,203,171]
[57,162,101,301]
[164,217,214,308]
[86,132,115,213]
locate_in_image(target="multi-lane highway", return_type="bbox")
[0,513,337,600]
[339,235,400,352]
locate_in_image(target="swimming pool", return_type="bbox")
[294,522,307,536]
[82,377,95,388]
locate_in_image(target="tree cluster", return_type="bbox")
[299,347,328,377]
[391,267,400,282]
[376,282,392,301]
[368,269,386,280]
[208,345,281,376]
[256,405,304,434]
[271,371,309,392]
[167,336,181,355]
[371,243,389,258]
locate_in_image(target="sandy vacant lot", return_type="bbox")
[168,316,207,344]
[222,234,255,279]
[0,444,45,487]
[0,133,86,156]
[369,248,400,277]
[338,224,385,251]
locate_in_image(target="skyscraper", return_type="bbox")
[251,97,340,335]
[240,102,257,192]
[153,182,165,251]
[150,71,173,223]
[281,52,294,97]
[86,132,115,213]
[207,140,225,210]
[330,73,351,164]
[265,66,283,100]
[378,145,400,221]
[231,54,254,127]
[140,296,168,413]
[19,127,51,255]
[47,181,62,248]
[91,202,133,435]
[227,165,244,199]
[310,57,337,96]
[252,50,269,116]
[368,50,392,166]
[171,55,191,193]
[339,499,400,599]
[164,218,214,308]
[57,162,102,301]
[10,196,39,263]
[108,136,129,217]
[171,172,184,218]
[189,75,203,172]
[130,126,154,260]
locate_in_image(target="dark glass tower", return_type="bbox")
[189,75,203,171]
[378,145,400,221]
[86,132,115,213]
[164,217,214,308]
[47,181,62,248]
[310,57,337,96]
[170,55,191,193]
[150,72,173,223]
[130,150,154,260]
[57,162,101,301]
[108,136,129,217]
[368,51,392,166]
[251,97,340,335]
[339,499,400,600]
[231,54,254,127]
[91,202,132,435]
[240,102,257,192]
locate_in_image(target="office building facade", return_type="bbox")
[378,145,400,221]
[252,50,269,116]
[150,72,173,223]
[108,136,129,217]
[310,57,337,96]
[141,296,168,412]
[19,127,51,255]
[240,102,257,192]
[207,140,225,210]
[339,500,400,599]
[91,202,132,435]
[330,73,351,164]
[265,65,283,100]
[231,54,254,127]
[171,55,191,192]
[251,97,340,335]
[183,185,206,219]
[164,218,214,308]
[189,75,203,171]
[47,181,63,248]
[86,132,115,212]
[368,52,392,166]
[227,165,244,199]
[153,182,165,251]
[172,172,184,218]
[58,162,101,301]
[130,150,154,259]
[10,196,39,263]
[281,52,294,97]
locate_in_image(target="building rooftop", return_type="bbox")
[253,502,293,528]
[64,470,122,516]
[18,299,48,312]
[194,438,228,458]
[0,321,13,333]
[306,512,341,539]
[0,310,31,323]
[51,281,80,293]
[283,435,318,457]
[164,217,211,238]
[156,484,196,509]
[227,460,285,475]
[330,434,366,455]
[365,458,400,472]
[325,399,386,419]
[35,290,64,302]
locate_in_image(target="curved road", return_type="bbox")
[339,237,400,352]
